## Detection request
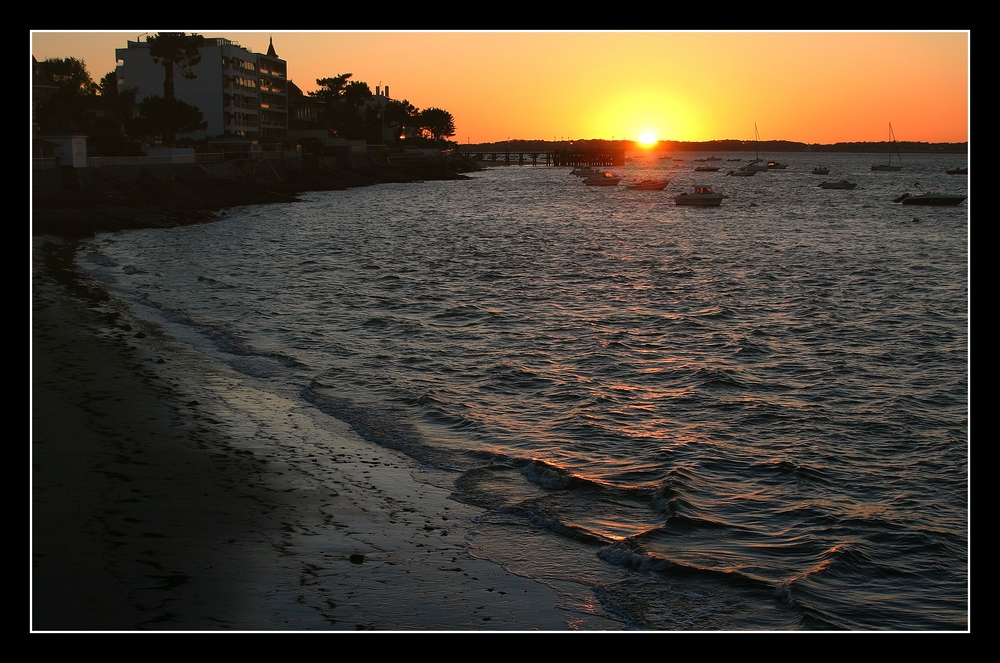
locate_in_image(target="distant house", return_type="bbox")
[288,80,323,131]
[115,34,288,140]
[48,134,88,168]
[33,134,88,168]
[365,85,398,144]
[32,137,59,167]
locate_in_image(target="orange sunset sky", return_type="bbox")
[30,30,970,145]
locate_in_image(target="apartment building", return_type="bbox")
[116,35,288,140]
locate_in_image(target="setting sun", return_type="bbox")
[637,131,658,145]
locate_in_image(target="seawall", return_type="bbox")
[32,153,482,238]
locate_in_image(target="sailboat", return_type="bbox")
[740,124,769,173]
[871,123,903,171]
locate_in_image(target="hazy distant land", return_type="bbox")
[464,138,969,154]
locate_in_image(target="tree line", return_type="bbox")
[307,73,456,146]
[33,32,457,155]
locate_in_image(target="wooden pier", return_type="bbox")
[459,147,626,167]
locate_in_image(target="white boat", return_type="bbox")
[626,178,669,190]
[583,172,620,186]
[767,160,789,170]
[571,166,602,177]
[818,180,857,190]
[674,184,726,206]
[872,123,903,171]
[893,192,966,206]
[812,166,830,175]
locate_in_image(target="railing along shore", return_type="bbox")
[82,150,300,168]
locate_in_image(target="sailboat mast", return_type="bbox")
[890,122,902,167]
[872,122,903,171]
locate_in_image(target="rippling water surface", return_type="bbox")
[79,152,969,630]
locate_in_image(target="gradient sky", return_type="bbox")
[30,31,969,145]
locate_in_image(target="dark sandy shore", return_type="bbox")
[30,161,621,631]
[31,238,592,632]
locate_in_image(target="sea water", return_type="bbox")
[76,152,969,630]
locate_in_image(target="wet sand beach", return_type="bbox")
[31,234,593,631]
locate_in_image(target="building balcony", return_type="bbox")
[225,122,260,132]
[224,102,259,113]
[224,82,257,93]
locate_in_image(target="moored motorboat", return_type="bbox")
[583,172,620,186]
[945,166,968,175]
[627,178,670,190]
[767,160,788,169]
[694,166,720,172]
[727,169,755,177]
[674,184,726,206]
[893,192,966,206]
[818,180,857,190]
[812,165,830,175]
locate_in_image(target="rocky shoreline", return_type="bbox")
[32,152,484,238]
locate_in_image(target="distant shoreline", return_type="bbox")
[460,141,969,155]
